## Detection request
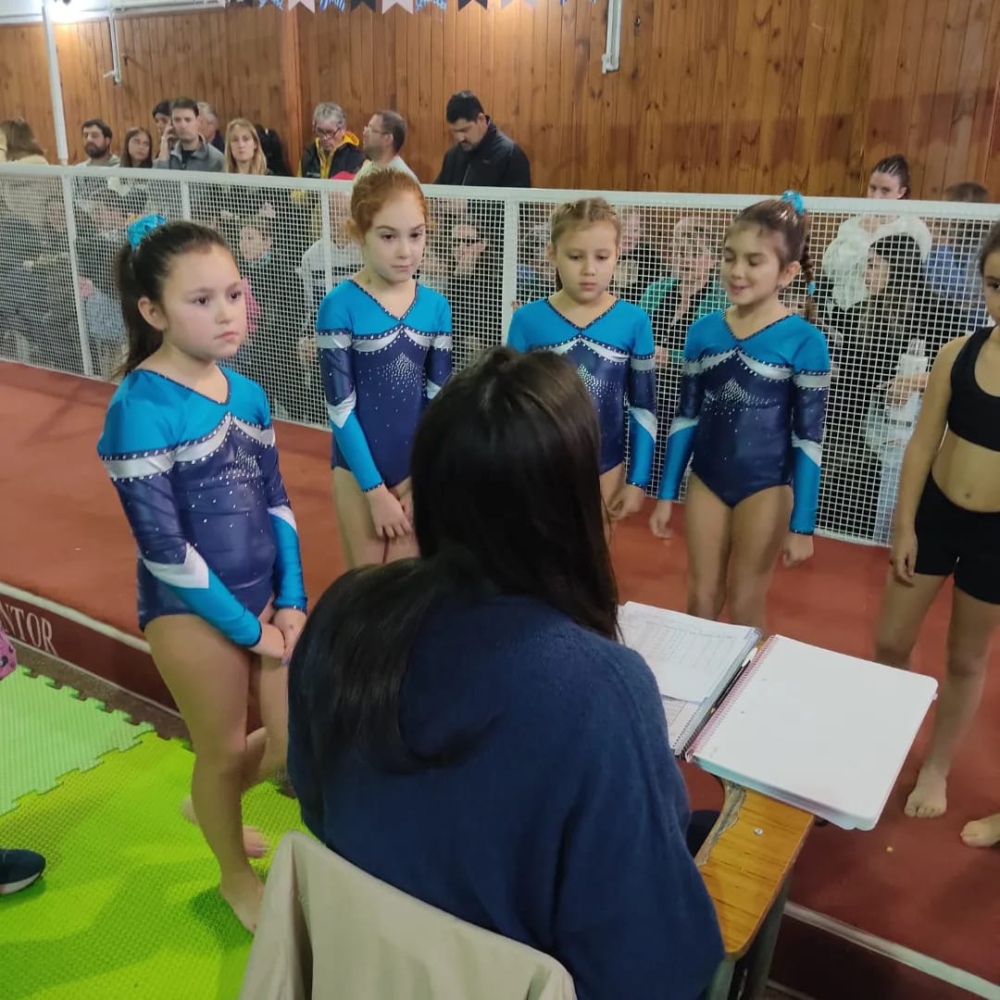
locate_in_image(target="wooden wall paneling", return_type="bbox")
[811,0,853,196]
[586,0,613,192]
[841,1,878,196]
[280,7,304,171]
[629,0,664,191]
[909,0,955,197]
[701,2,731,194]
[942,0,988,189]
[863,0,905,184]
[968,0,1000,186]
[750,0,791,195]
[723,1,756,195]
[605,0,634,193]
[773,0,808,193]
[427,7,445,181]
[527,0,551,184]
[489,3,518,179]
[403,5,421,169]
[891,0,930,188]
[789,2,827,196]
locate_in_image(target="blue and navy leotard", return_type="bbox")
[658,312,831,534]
[316,280,453,491]
[97,368,307,648]
[507,299,658,486]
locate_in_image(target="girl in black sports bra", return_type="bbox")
[873,219,1000,848]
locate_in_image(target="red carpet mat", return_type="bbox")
[2,361,998,988]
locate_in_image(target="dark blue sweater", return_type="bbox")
[287,596,724,999]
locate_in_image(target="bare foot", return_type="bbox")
[180,796,268,858]
[220,871,265,933]
[960,812,1000,848]
[904,766,948,818]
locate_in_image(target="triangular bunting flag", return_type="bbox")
[416,0,446,8]
[383,0,414,9]
[320,0,345,9]
[288,0,316,9]
[258,0,283,8]
[458,0,487,8]
[350,0,376,8]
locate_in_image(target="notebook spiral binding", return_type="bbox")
[684,634,777,761]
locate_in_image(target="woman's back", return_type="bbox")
[288,592,722,999]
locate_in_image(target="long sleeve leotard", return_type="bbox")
[97,368,307,648]
[657,312,830,535]
[316,280,453,491]
[507,298,658,487]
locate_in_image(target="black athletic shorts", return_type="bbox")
[913,475,1000,604]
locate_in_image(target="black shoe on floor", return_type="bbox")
[0,848,46,895]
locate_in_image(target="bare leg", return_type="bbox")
[905,587,1000,819]
[726,486,792,632]
[332,467,388,569]
[600,464,625,510]
[873,570,947,669]
[684,475,733,621]
[961,812,1000,848]
[145,615,264,932]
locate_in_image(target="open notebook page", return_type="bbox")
[619,602,759,703]
[689,636,938,830]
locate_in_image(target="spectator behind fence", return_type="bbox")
[610,208,663,304]
[446,211,503,354]
[221,118,278,223]
[821,155,932,315]
[0,118,48,166]
[152,100,171,138]
[356,110,417,182]
[76,119,119,168]
[640,217,728,363]
[850,235,966,543]
[154,98,224,173]
[435,91,531,188]
[255,124,291,177]
[926,181,992,328]
[298,102,365,180]
[198,102,225,154]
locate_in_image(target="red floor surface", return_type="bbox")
[2,361,998,990]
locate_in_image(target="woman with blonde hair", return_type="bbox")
[222,119,275,223]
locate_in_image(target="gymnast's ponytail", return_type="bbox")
[114,215,229,376]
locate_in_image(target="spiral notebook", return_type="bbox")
[618,602,761,755]
[686,635,938,830]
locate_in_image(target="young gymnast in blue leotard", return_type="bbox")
[316,168,453,568]
[650,194,830,630]
[97,217,307,932]
[507,198,657,520]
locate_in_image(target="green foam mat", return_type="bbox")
[0,666,153,816]
[0,732,305,1000]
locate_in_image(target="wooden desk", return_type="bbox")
[697,782,813,999]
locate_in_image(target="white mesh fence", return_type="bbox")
[1,164,996,546]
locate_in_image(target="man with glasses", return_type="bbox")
[298,103,365,181]
[355,110,417,182]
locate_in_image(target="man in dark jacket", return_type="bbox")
[434,92,531,188]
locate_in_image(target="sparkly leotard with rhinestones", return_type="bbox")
[657,312,831,534]
[316,280,453,491]
[506,299,658,486]
[97,368,307,648]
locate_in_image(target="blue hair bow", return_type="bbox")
[127,213,168,251]
[779,191,816,296]
[780,190,805,215]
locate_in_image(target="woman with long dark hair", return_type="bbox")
[287,347,722,999]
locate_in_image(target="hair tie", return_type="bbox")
[127,213,168,251]
[780,190,806,215]
[806,280,817,297]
